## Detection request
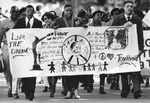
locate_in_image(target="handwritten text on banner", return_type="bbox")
[6,25,140,78]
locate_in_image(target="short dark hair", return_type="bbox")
[64,4,72,9]
[124,1,134,6]
[41,12,54,22]
[78,9,87,18]
[119,8,125,14]
[26,5,35,12]
[110,8,120,16]
[19,7,26,17]
[134,10,145,20]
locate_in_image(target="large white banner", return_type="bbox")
[141,31,150,75]
[6,25,140,78]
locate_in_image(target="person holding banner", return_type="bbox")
[53,4,81,99]
[40,12,54,93]
[0,6,19,99]
[107,8,122,91]
[41,12,60,97]
[77,9,89,91]
[89,10,108,94]
[19,7,26,19]
[112,1,144,99]
[13,5,42,101]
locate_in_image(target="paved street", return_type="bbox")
[0,74,150,103]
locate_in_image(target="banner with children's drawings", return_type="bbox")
[6,25,141,78]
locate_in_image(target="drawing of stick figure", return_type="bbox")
[92,64,95,71]
[48,62,55,73]
[83,65,86,71]
[88,63,91,71]
[98,62,102,71]
[62,61,67,72]
[103,61,108,71]
[69,65,76,72]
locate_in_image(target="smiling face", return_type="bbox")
[43,15,53,25]
[93,12,103,22]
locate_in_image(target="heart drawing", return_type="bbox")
[107,53,114,60]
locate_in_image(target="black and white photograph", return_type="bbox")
[0,0,150,103]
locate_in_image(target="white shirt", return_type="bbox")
[25,17,34,28]
[124,14,132,21]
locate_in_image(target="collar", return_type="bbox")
[124,13,132,20]
[26,17,34,21]
[25,17,34,28]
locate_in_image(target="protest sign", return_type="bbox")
[6,25,140,78]
[141,31,150,75]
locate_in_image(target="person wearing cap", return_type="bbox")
[77,9,92,92]
[77,9,89,27]
[89,10,104,26]
[0,6,19,98]
[106,8,121,91]
[112,1,144,99]
[89,10,107,94]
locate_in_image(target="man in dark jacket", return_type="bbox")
[14,5,42,101]
[53,4,80,99]
[112,1,144,99]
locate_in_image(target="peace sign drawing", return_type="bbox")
[62,35,91,66]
